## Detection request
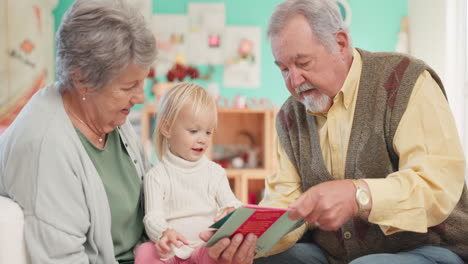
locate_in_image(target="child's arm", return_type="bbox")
[143,167,171,243]
[213,166,243,217]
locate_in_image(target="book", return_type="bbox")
[205,204,304,255]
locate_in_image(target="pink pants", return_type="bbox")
[135,242,216,264]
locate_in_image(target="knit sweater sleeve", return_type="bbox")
[143,166,170,242]
[212,164,243,214]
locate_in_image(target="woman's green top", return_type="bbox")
[76,128,144,261]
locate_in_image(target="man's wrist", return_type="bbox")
[351,179,371,218]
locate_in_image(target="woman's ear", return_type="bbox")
[161,120,171,138]
[71,70,88,96]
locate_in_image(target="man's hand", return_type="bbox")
[288,180,360,231]
[156,229,189,259]
[200,231,257,264]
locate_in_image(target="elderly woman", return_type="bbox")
[0,0,156,263]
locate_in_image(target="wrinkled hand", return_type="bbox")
[200,230,257,264]
[288,180,359,231]
[156,229,189,259]
[214,207,237,222]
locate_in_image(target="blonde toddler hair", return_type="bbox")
[153,82,217,160]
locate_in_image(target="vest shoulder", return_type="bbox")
[358,48,427,68]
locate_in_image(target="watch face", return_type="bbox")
[357,189,370,206]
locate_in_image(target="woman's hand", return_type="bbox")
[156,229,189,259]
[199,230,257,264]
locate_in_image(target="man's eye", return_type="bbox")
[279,67,289,75]
[297,61,309,68]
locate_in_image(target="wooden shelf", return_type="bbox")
[141,101,277,203]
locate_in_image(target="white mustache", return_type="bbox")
[295,83,317,94]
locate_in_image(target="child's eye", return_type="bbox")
[206,131,212,136]
[189,129,198,134]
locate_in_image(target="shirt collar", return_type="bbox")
[336,48,362,110]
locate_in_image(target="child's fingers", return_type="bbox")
[168,235,181,248]
[214,214,225,222]
[155,242,165,255]
[176,234,189,245]
[214,207,236,222]
[158,237,172,252]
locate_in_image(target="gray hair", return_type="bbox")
[267,0,351,52]
[56,0,157,93]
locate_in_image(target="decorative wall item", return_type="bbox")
[153,14,188,77]
[223,26,261,88]
[0,0,57,129]
[336,0,352,26]
[395,16,409,53]
[187,2,225,64]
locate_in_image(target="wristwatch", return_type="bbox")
[351,179,370,217]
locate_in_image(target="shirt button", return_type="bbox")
[124,143,128,147]
[344,231,352,240]
[134,160,137,164]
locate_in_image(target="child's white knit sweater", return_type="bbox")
[143,150,242,260]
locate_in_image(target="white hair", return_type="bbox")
[56,0,157,92]
[267,0,352,52]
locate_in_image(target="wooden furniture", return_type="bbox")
[141,102,277,203]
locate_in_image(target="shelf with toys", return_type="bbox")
[141,85,277,203]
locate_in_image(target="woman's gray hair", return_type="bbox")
[56,0,157,93]
[267,0,351,52]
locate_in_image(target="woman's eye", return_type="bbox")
[123,82,138,90]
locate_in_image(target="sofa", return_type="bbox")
[0,196,29,263]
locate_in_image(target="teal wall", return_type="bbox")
[53,0,407,108]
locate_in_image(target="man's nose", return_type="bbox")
[288,68,305,89]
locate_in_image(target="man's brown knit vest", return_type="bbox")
[276,49,468,263]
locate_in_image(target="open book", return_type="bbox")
[205,204,304,255]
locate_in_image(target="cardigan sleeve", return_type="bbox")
[2,134,93,263]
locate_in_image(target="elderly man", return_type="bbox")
[201,0,467,263]
[252,0,468,263]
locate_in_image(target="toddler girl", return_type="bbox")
[135,82,242,263]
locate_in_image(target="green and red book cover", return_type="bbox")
[205,204,304,255]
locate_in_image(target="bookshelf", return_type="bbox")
[141,102,277,203]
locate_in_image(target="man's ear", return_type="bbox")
[335,30,350,54]
[161,120,171,138]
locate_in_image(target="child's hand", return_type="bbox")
[214,206,236,222]
[155,229,189,258]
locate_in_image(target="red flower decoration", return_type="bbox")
[147,67,155,79]
[166,63,200,82]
